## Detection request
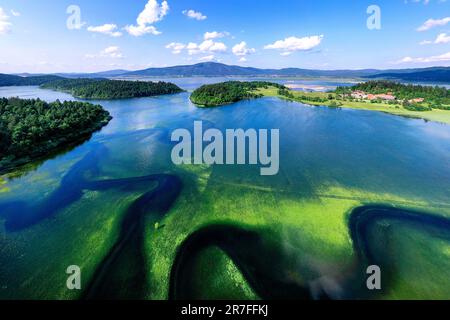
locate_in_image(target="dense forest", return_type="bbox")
[0,74,64,86]
[190,81,286,106]
[335,80,450,110]
[41,78,183,99]
[0,97,111,170]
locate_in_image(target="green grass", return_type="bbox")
[255,87,450,124]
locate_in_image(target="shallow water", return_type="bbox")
[0,82,449,299]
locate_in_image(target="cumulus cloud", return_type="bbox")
[166,42,186,54]
[435,32,450,43]
[417,17,450,31]
[395,51,450,64]
[232,41,256,57]
[198,40,227,52]
[126,0,169,36]
[126,24,161,36]
[85,46,125,59]
[167,39,227,55]
[264,35,323,56]
[182,9,207,21]
[87,24,122,37]
[419,32,450,44]
[204,31,229,40]
[0,8,12,35]
[10,10,20,17]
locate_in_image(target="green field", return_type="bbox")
[255,87,450,124]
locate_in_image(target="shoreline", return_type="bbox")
[256,87,450,125]
[0,114,111,175]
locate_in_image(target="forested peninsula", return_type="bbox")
[0,97,112,171]
[190,81,286,107]
[41,78,184,99]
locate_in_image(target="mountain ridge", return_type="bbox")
[2,62,450,83]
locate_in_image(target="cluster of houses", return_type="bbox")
[348,91,424,104]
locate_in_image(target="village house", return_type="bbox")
[350,91,368,99]
[409,98,425,103]
[350,91,397,101]
[375,94,396,101]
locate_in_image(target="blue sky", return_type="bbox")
[0,0,449,73]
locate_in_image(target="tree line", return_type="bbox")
[335,80,450,110]
[41,78,184,99]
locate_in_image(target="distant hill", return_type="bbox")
[119,63,450,82]
[2,63,449,84]
[53,69,130,79]
[0,74,64,86]
[122,62,383,78]
[365,68,450,83]
[124,62,265,77]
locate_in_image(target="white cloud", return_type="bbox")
[10,10,20,17]
[435,32,450,43]
[419,32,450,44]
[198,55,215,62]
[168,39,227,55]
[204,31,229,40]
[137,0,169,25]
[85,46,125,59]
[125,25,161,36]
[165,42,186,54]
[395,51,450,64]
[232,41,256,57]
[417,17,450,31]
[182,9,207,21]
[87,24,122,37]
[0,8,12,35]
[198,39,227,52]
[239,57,247,62]
[126,0,168,36]
[264,35,323,56]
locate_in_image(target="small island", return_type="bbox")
[41,78,184,100]
[0,97,112,171]
[190,81,286,107]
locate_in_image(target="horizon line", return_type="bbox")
[2,62,449,76]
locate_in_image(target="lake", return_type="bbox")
[0,81,449,300]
